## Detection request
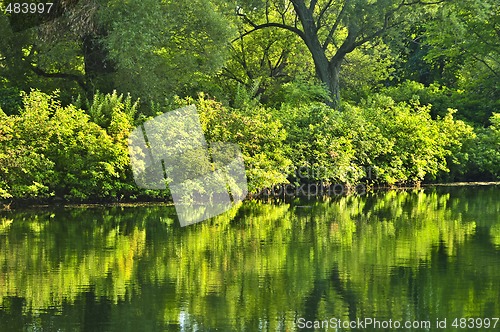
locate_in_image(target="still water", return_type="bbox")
[0,186,499,331]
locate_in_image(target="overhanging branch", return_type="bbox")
[234,22,305,42]
[29,65,87,91]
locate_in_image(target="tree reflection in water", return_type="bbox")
[0,186,499,331]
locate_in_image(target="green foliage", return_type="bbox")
[433,109,476,181]
[0,0,498,201]
[382,81,454,118]
[0,0,234,108]
[0,85,22,115]
[0,87,492,202]
[175,94,292,192]
[0,91,133,201]
[220,19,313,106]
[230,79,263,110]
[424,0,499,74]
[274,103,359,184]
[341,42,396,102]
[355,96,474,184]
[100,0,233,103]
[466,113,500,180]
[0,8,86,103]
[383,80,498,125]
[267,79,331,108]
[45,104,125,200]
[75,90,138,141]
[234,0,433,106]
[387,0,499,124]
[0,91,68,199]
[273,95,475,186]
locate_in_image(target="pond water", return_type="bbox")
[0,186,499,331]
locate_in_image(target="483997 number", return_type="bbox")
[3,2,54,14]
[452,317,499,329]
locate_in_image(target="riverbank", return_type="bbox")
[423,181,500,187]
[2,181,499,211]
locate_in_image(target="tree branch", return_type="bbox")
[322,0,349,50]
[309,0,319,12]
[29,64,87,91]
[354,21,403,48]
[468,53,500,78]
[270,49,289,77]
[234,21,305,42]
[316,0,334,30]
[235,34,254,80]
[220,67,247,85]
[260,40,276,69]
[331,29,357,63]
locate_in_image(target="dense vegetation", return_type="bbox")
[0,0,498,202]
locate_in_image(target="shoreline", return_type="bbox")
[422,181,500,187]
[1,181,499,211]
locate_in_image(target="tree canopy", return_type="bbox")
[0,0,233,108]
[233,0,449,107]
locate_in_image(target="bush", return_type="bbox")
[0,90,133,201]
[273,95,475,186]
[357,95,475,184]
[75,90,138,136]
[465,113,500,180]
[0,92,56,199]
[382,81,455,119]
[274,103,360,185]
[176,94,292,193]
[0,89,491,202]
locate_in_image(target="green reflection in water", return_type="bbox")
[0,186,499,331]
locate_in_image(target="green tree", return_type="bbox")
[0,0,233,107]
[466,113,500,180]
[425,0,499,124]
[235,0,441,108]
[220,13,316,106]
[386,0,499,124]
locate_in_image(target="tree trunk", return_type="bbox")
[291,1,343,109]
[326,61,341,109]
[309,48,342,109]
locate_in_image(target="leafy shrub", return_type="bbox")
[267,79,331,108]
[274,103,360,185]
[0,103,54,199]
[175,94,292,193]
[75,90,138,141]
[465,113,500,180]
[274,95,475,186]
[0,91,133,201]
[0,89,491,202]
[357,95,474,184]
[382,80,455,119]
